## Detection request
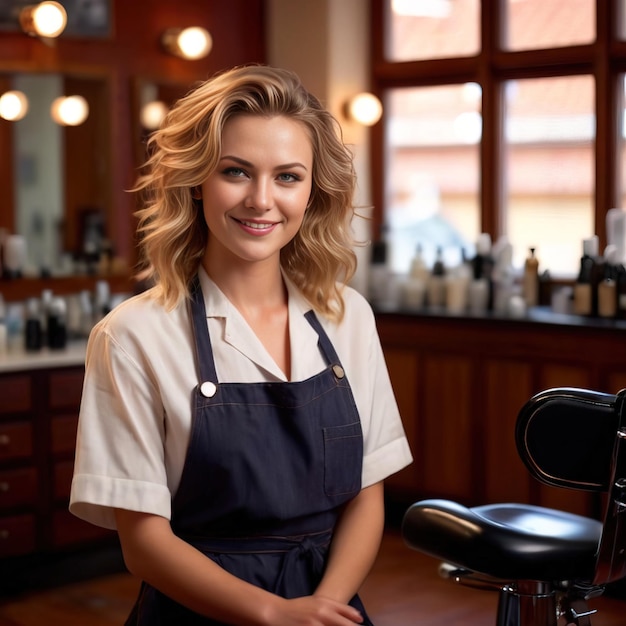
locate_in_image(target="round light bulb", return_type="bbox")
[140,100,168,130]
[0,90,29,121]
[176,27,212,60]
[348,93,383,126]
[31,1,67,38]
[51,95,89,126]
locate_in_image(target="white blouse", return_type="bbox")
[70,269,413,529]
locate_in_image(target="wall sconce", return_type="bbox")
[19,1,67,38]
[345,92,383,126]
[161,26,212,60]
[51,95,89,126]
[140,100,169,130]
[0,90,29,121]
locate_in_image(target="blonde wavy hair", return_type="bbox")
[134,64,358,321]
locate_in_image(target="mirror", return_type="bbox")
[133,78,189,166]
[1,71,111,277]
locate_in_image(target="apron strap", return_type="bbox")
[304,310,342,367]
[189,274,219,382]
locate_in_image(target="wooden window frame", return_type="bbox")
[370,0,626,253]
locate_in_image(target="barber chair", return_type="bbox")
[402,387,626,626]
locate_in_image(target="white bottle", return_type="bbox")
[0,294,7,354]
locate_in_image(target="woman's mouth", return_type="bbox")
[234,218,278,235]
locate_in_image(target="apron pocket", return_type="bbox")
[323,421,363,497]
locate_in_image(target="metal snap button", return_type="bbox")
[332,364,345,379]
[200,381,217,398]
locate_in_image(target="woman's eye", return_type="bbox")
[223,167,246,177]
[278,173,300,183]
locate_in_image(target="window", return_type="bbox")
[372,0,623,281]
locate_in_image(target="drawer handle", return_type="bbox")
[0,434,9,446]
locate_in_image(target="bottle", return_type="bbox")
[617,263,626,320]
[0,294,7,355]
[597,245,618,318]
[522,247,539,309]
[24,298,43,351]
[47,297,68,350]
[492,239,516,314]
[404,244,428,309]
[573,237,598,316]
[469,233,494,312]
[368,233,390,308]
[426,246,446,308]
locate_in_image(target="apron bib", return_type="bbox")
[126,277,373,625]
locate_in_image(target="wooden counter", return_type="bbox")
[0,347,115,567]
[376,306,626,520]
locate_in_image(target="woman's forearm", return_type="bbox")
[115,509,280,625]
[315,481,385,603]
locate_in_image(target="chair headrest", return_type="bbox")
[515,387,619,492]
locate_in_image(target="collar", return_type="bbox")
[196,267,322,381]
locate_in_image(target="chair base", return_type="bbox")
[440,565,602,626]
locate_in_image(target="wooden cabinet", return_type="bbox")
[0,366,113,560]
[377,310,626,519]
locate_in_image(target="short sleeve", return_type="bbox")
[69,322,173,529]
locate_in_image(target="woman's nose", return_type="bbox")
[245,179,273,211]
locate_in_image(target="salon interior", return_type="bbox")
[1,0,626,624]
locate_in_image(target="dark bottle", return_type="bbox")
[47,297,67,350]
[24,298,43,352]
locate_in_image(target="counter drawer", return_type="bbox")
[0,422,33,462]
[0,374,32,415]
[49,370,84,410]
[51,415,78,455]
[53,460,73,501]
[0,467,38,510]
[0,514,36,557]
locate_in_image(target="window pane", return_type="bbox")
[385,0,480,61]
[385,85,481,273]
[504,0,595,51]
[504,76,595,277]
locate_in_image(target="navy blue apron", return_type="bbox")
[125,277,374,625]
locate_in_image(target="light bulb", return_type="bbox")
[140,100,168,130]
[0,90,29,121]
[162,27,212,60]
[20,1,67,38]
[347,93,383,126]
[51,95,89,126]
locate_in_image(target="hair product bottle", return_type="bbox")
[522,247,539,308]
[573,237,598,316]
[597,245,618,318]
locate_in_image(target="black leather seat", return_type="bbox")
[402,387,626,626]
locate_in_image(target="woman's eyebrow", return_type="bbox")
[220,155,309,171]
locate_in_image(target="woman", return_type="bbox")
[70,64,412,625]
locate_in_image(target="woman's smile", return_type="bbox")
[233,217,281,234]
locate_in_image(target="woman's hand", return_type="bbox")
[263,595,363,625]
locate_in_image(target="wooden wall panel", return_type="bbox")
[482,359,533,504]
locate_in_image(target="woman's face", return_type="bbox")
[201,114,313,271]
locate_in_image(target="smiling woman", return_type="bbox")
[69,64,413,626]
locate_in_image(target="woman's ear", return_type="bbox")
[191,186,202,200]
